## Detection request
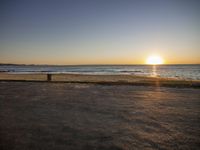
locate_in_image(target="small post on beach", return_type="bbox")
[47,74,52,81]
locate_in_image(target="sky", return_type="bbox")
[0,0,200,65]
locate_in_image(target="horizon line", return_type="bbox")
[0,63,200,66]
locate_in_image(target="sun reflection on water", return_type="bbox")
[152,65,157,77]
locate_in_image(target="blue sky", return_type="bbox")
[0,0,200,64]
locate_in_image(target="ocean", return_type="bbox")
[0,64,200,80]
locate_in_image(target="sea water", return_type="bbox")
[0,64,200,80]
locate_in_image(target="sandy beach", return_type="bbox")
[0,74,200,150]
[1,0,199,149]
[0,73,200,88]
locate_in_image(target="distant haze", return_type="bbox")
[0,0,200,65]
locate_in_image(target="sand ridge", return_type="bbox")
[0,73,200,88]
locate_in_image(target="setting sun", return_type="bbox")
[146,55,164,65]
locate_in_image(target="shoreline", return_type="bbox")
[0,73,200,88]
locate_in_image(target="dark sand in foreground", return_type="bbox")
[0,81,200,150]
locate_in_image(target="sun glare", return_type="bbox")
[146,55,164,65]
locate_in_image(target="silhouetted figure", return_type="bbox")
[47,74,52,81]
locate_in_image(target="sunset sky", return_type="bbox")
[0,0,200,65]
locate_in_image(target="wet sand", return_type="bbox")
[0,73,200,88]
[0,81,200,150]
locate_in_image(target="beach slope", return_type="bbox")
[0,81,200,150]
[0,73,200,88]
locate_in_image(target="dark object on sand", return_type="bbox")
[47,74,52,81]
